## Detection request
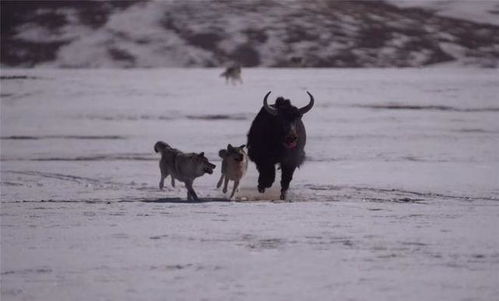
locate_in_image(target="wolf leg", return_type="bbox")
[159,162,168,190]
[159,171,168,190]
[223,177,229,193]
[230,180,240,199]
[217,174,224,188]
[185,181,199,201]
[159,175,165,190]
[171,177,175,187]
[189,188,199,201]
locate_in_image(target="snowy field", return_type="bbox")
[1,68,498,300]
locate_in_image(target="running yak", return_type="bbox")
[247,91,314,200]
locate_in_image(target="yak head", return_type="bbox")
[263,91,314,149]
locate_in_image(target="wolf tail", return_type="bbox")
[154,141,170,153]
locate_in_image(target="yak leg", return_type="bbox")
[256,161,275,193]
[280,164,296,200]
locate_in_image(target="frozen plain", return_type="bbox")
[1,68,498,300]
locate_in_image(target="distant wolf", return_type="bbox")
[290,56,303,67]
[154,141,215,201]
[217,144,248,199]
[220,64,243,85]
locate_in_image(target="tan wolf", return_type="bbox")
[217,144,248,199]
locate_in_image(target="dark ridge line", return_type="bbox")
[2,199,120,204]
[311,132,499,139]
[304,157,481,163]
[0,75,40,80]
[142,197,231,203]
[1,198,230,204]
[84,115,176,121]
[0,181,24,186]
[0,156,486,163]
[3,170,102,184]
[30,156,154,162]
[0,156,156,162]
[2,170,127,187]
[0,92,34,100]
[83,114,250,122]
[2,172,496,203]
[0,157,223,162]
[304,184,499,202]
[354,104,499,112]
[2,187,497,204]
[454,128,499,134]
[0,135,126,140]
[186,114,249,121]
[1,268,52,275]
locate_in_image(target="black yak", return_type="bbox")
[247,91,314,200]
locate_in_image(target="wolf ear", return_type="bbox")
[227,144,234,150]
[240,144,246,149]
[219,149,228,158]
[199,152,205,157]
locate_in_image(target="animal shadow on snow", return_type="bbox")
[142,197,231,204]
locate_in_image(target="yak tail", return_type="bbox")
[154,141,170,153]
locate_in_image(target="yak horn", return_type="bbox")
[299,91,314,114]
[263,91,278,116]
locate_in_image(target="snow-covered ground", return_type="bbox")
[387,0,499,26]
[1,68,499,300]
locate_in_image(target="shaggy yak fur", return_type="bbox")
[247,91,314,200]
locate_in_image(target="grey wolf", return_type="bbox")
[154,141,215,201]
